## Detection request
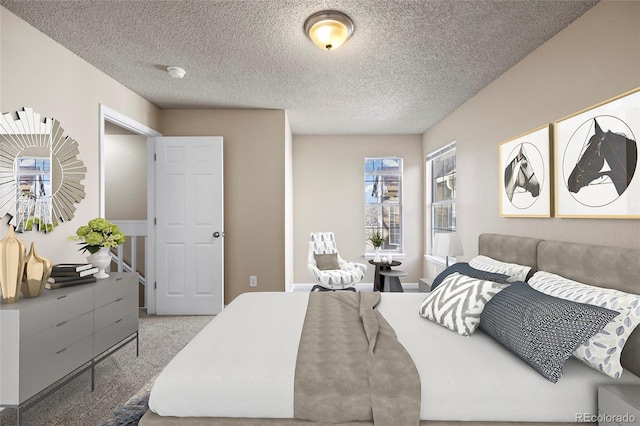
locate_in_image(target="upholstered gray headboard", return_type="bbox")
[478,233,640,378]
[478,233,542,273]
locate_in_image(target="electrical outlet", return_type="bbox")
[250,275,257,287]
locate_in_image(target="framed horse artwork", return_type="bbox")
[555,87,640,218]
[499,125,551,217]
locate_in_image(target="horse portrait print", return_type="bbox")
[499,126,551,217]
[504,143,541,205]
[555,88,640,218]
[564,117,637,207]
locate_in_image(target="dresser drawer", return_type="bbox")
[19,335,93,403]
[94,274,137,308]
[94,293,137,332]
[21,311,94,369]
[20,286,93,338]
[94,312,138,356]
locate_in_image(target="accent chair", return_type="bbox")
[307,232,367,291]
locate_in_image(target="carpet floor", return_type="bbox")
[0,311,213,426]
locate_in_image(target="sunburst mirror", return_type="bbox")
[0,107,86,233]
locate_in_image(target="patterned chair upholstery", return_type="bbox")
[308,232,367,291]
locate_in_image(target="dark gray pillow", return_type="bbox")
[431,263,510,291]
[314,253,340,270]
[479,281,618,383]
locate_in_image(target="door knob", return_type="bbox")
[213,232,223,238]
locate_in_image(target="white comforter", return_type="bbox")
[149,292,640,421]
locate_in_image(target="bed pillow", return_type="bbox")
[529,271,640,379]
[419,273,509,336]
[469,255,531,282]
[314,253,340,270]
[479,281,619,383]
[430,262,510,291]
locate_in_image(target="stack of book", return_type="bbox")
[46,264,99,289]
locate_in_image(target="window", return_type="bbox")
[364,157,403,253]
[15,155,52,231]
[427,142,456,254]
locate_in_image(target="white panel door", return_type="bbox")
[154,136,223,315]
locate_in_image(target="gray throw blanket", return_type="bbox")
[294,292,420,425]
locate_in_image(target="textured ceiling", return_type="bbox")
[1,0,599,135]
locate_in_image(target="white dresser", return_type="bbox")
[0,272,138,422]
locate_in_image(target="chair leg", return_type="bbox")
[311,285,356,292]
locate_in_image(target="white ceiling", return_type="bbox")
[1,0,599,135]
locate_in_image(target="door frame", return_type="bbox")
[98,104,162,313]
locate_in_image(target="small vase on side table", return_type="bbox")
[87,247,112,279]
[373,247,381,262]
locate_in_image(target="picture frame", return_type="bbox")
[499,125,551,217]
[555,88,640,218]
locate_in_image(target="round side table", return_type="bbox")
[368,260,402,292]
[379,270,407,292]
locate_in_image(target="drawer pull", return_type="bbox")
[56,347,67,355]
[57,295,68,300]
[114,318,123,324]
[56,321,67,327]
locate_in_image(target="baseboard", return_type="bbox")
[291,282,418,292]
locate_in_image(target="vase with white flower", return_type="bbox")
[69,218,125,279]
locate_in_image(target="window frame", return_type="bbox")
[364,156,404,257]
[425,142,457,265]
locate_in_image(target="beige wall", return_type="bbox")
[422,0,640,279]
[0,7,161,263]
[161,109,287,304]
[5,0,638,302]
[284,113,294,292]
[293,135,423,285]
[105,134,147,220]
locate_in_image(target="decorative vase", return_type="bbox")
[87,247,111,279]
[373,247,381,262]
[21,242,52,298]
[387,251,393,263]
[0,225,26,303]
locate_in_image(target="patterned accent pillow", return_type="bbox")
[469,255,531,282]
[419,273,509,336]
[529,271,640,378]
[431,262,510,291]
[479,282,619,383]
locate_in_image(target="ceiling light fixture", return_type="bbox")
[304,10,354,51]
[167,66,186,79]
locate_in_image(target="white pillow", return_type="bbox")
[419,273,508,336]
[469,255,531,282]
[529,271,640,379]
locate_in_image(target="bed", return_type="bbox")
[140,234,640,425]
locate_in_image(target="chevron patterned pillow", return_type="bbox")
[419,273,509,336]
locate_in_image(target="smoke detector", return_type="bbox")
[167,66,186,79]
